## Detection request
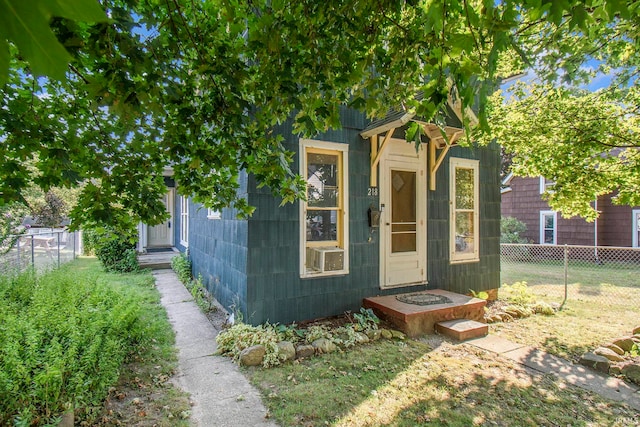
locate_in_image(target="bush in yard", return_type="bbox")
[91,226,139,273]
[216,323,284,368]
[500,216,529,244]
[500,281,536,306]
[0,263,151,426]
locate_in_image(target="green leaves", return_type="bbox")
[484,82,640,220]
[0,0,106,83]
[1,0,639,231]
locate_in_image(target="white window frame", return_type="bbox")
[539,176,555,194]
[207,208,222,220]
[299,139,349,277]
[180,196,189,247]
[633,209,640,248]
[449,157,480,264]
[539,210,557,245]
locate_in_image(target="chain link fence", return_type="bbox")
[0,229,82,276]
[500,243,640,310]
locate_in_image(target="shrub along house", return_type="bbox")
[141,102,501,334]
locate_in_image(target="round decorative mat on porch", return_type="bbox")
[396,293,452,306]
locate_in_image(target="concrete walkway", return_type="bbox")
[153,269,276,427]
[469,335,640,411]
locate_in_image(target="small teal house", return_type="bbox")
[140,104,501,325]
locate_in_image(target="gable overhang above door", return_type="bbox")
[360,93,476,191]
[360,81,478,191]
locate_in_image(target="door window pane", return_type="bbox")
[391,170,416,253]
[392,233,417,253]
[391,171,416,223]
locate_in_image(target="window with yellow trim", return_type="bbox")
[300,140,349,276]
[450,157,479,263]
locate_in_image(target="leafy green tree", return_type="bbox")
[1,0,638,230]
[0,203,29,250]
[31,190,67,228]
[485,83,639,220]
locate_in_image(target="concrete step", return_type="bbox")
[435,319,488,341]
[363,290,487,337]
[140,261,173,270]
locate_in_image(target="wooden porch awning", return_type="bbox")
[362,113,472,190]
[361,88,479,191]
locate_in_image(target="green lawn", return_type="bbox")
[497,259,639,361]
[500,259,640,308]
[247,338,638,426]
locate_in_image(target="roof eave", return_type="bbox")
[359,112,415,139]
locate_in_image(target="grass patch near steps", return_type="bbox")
[247,338,638,426]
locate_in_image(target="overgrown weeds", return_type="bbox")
[0,258,188,426]
[171,253,215,312]
[170,252,191,284]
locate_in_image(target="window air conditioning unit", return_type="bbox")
[307,247,344,272]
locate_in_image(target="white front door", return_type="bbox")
[380,139,427,289]
[148,189,174,247]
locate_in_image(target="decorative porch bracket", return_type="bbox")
[369,128,396,187]
[365,123,464,190]
[417,122,464,191]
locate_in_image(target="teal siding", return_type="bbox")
[186,108,501,325]
[426,143,501,294]
[244,109,385,324]
[188,173,250,316]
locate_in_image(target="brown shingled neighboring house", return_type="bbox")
[501,174,640,248]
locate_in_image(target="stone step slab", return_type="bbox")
[435,319,488,341]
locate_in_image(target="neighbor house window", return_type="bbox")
[207,208,221,220]
[540,210,557,245]
[300,139,349,277]
[450,158,479,263]
[633,209,640,248]
[180,196,189,246]
[539,176,555,194]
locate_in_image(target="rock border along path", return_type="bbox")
[153,269,277,427]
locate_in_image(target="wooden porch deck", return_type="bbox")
[138,248,179,270]
[363,289,487,338]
